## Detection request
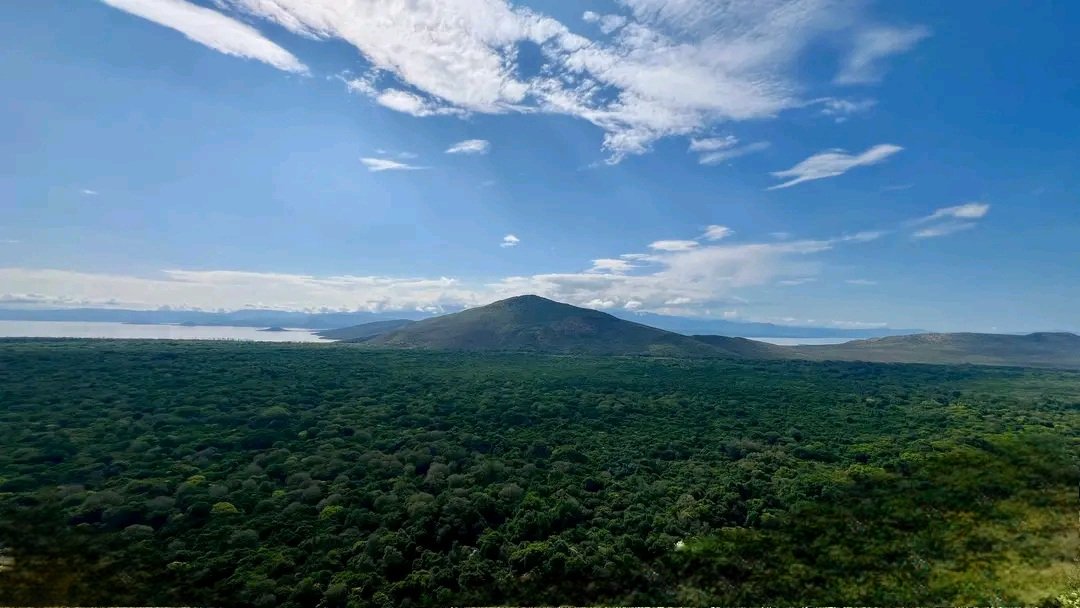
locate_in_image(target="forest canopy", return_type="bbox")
[0,339,1077,606]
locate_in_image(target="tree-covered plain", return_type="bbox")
[0,339,1077,606]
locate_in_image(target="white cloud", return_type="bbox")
[582,11,627,35]
[589,258,635,274]
[500,234,520,248]
[374,89,464,117]
[699,141,770,165]
[213,0,909,160]
[911,202,990,239]
[777,277,816,286]
[838,230,885,243]
[687,136,768,164]
[835,25,930,85]
[0,239,20,245]
[920,202,991,222]
[488,237,834,314]
[648,240,699,252]
[913,222,977,239]
[701,225,734,241]
[373,148,418,159]
[688,136,738,152]
[818,97,876,122]
[770,231,791,240]
[80,189,99,196]
[446,139,491,155]
[0,267,477,312]
[101,0,308,74]
[360,157,424,172]
[846,279,877,285]
[768,144,902,190]
[0,222,886,315]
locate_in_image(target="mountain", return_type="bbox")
[316,319,414,341]
[793,332,1080,369]
[611,310,923,339]
[363,295,734,357]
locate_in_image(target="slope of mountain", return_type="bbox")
[794,332,1080,369]
[316,319,414,341]
[364,295,733,357]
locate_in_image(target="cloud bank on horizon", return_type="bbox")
[0,203,987,328]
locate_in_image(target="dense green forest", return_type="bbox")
[0,339,1077,606]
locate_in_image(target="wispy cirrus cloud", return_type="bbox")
[768,144,903,190]
[446,139,491,155]
[80,189,99,196]
[688,136,738,153]
[913,223,977,239]
[838,230,886,243]
[360,157,424,172]
[101,0,308,74]
[696,140,770,166]
[180,0,922,160]
[919,202,990,222]
[835,25,930,84]
[648,240,699,252]
[818,97,877,122]
[846,278,877,285]
[911,202,990,239]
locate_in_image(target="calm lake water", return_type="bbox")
[748,337,853,346]
[0,321,330,342]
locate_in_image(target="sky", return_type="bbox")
[1,0,1078,332]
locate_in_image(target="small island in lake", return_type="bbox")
[257,326,289,332]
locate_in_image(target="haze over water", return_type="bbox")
[0,321,329,342]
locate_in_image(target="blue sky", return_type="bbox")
[1,0,1077,332]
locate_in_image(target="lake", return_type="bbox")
[0,321,330,342]
[748,337,853,346]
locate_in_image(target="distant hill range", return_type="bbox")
[792,332,1080,369]
[318,296,1080,370]
[0,304,917,339]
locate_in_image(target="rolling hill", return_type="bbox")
[362,295,734,357]
[793,332,1080,369]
